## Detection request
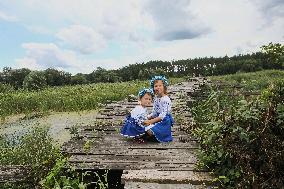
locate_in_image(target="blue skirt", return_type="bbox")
[120,115,145,138]
[149,114,174,142]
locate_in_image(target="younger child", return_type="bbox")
[120,88,154,140]
[144,76,174,142]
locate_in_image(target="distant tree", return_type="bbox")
[44,68,72,86]
[71,73,88,85]
[152,68,168,77]
[9,68,31,89]
[0,67,31,89]
[1,67,12,83]
[261,42,284,69]
[106,71,122,83]
[0,72,4,83]
[88,67,107,83]
[240,59,261,72]
[138,69,154,80]
[87,67,121,83]
[23,71,47,90]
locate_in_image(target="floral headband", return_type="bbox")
[150,75,169,89]
[138,88,154,98]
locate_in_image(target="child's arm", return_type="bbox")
[145,97,171,125]
[144,117,161,125]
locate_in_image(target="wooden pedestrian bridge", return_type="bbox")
[61,78,214,188]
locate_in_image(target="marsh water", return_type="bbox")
[0,110,98,146]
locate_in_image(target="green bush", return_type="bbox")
[191,80,284,188]
[0,127,60,188]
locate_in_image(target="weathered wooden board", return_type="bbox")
[124,182,208,189]
[0,165,31,183]
[121,169,213,185]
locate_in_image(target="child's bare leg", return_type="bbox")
[146,130,153,136]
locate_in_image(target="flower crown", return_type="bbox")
[138,88,154,98]
[150,75,169,89]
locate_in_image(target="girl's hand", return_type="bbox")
[144,120,152,126]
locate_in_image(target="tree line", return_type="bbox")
[0,43,283,91]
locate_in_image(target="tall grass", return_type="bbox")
[0,78,185,118]
[209,69,284,91]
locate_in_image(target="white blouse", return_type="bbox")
[149,95,172,120]
[130,105,148,127]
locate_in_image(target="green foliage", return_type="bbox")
[0,125,109,188]
[88,67,122,83]
[44,68,71,86]
[71,73,88,85]
[137,68,168,80]
[23,71,47,90]
[261,42,284,68]
[41,158,108,189]
[191,79,284,188]
[0,127,60,188]
[0,67,31,89]
[0,83,14,93]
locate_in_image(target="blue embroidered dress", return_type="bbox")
[120,105,147,138]
[145,95,174,142]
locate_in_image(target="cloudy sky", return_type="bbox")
[0,0,283,74]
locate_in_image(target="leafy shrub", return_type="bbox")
[0,127,60,188]
[41,158,108,189]
[191,80,284,188]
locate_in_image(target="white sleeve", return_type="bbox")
[131,106,147,127]
[158,97,171,120]
[149,98,159,118]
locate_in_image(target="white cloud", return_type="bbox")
[14,42,135,74]
[15,43,79,71]
[0,10,17,22]
[56,25,106,54]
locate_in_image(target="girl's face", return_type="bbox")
[140,93,152,107]
[154,80,165,96]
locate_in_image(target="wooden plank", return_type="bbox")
[0,165,31,183]
[121,169,213,185]
[62,139,199,153]
[62,145,199,157]
[124,182,208,189]
[68,159,197,171]
[68,152,196,162]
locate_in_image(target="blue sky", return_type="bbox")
[0,0,283,74]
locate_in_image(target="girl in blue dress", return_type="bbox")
[144,76,174,142]
[120,88,154,140]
